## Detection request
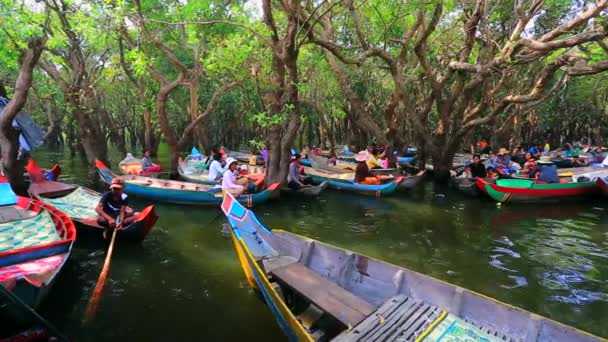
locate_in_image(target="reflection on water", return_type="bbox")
[29,147,608,340]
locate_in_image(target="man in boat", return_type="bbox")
[486,167,498,179]
[222,158,250,196]
[287,154,311,190]
[469,154,487,178]
[141,149,161,173]
[96,178,134,238]
[532,156,559,183]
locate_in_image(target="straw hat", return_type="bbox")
[538,156,553,165]
[498,148,508,155]
[355,150,370,162]
[110,178,125,189]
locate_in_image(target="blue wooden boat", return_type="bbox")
[300,159,312,167]
[397,156,415,165]
[303,166,403,196]
[221,193,603,342]
[96,160,279,207]
[0,180,76,309]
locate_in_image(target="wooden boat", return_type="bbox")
[0,181,76,309]
[597,177,608,196]
[450,177,481,197]
[97,160,279,207]
[119,155,161,177]
[476,178,599,203]
[30,181,158,243]
[397,170,425,192]
[0,284,67,341]
[178,158,265,185]
[303,166,403,197]
[280,181,329,197]
[221,193,602,342]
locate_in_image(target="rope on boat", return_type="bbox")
[83,228,118,324]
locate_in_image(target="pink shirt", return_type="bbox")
[221,170,243,190]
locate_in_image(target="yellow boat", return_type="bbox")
[221,193,604,342]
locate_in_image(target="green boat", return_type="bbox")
[477,178,599,203]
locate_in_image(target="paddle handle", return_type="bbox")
[83,227,118,324]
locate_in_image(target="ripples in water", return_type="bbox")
[498,215,608,306]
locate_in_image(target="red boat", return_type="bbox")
[597,176,608,195]
[27,160,158,243]
[0,179,76,308]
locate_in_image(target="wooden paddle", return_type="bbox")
[82,227,118,324]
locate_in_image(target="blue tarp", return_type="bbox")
[0,97,45,151]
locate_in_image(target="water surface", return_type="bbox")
[32,148,608,340]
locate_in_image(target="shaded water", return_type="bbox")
[32,147,608,340]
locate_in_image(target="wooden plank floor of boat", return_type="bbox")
[29,181,76,198]
[335,294,522,342]
[270,263,375,328]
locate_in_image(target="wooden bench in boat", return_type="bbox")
[270,263,375,328]
[335,294,521,342]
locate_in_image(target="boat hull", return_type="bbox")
[0,196,76,308]
[98,160,278,207]
[478,178,599,203]
[597,177,608,196]
[222,193,602,342]
[280,181,328,197]
[307,173,402,196]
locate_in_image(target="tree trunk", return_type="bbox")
[189,81,208,149]
[0,37,45,189]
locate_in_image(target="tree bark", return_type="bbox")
[0,37,45,189]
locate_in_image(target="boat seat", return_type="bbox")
[335,295,522,342]
[270,263,375,328]
[334,295,442,342]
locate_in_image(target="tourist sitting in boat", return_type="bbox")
[469,154,486,178]
[528,145,542,159]
[590,146,605,164]
[222,158,250,196]
[261,146,269,165]
[493,148,516,174]
[458,165,472,178]
[327,150,337,166]
[486,167,498,179]
[207,152,226,181]
[521,152,537,177]
[141,149,161,173]
[355,151,391,185]
[96,178,134,239]
[356,151,380,185]
[287,154,311,190]
[365,147,383,169]
[533,156,559,183]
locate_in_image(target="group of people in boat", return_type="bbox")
[459,142,607,183]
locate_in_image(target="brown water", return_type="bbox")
[32,146,608,340]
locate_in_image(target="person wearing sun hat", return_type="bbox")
[533,156,559,183]
[222,158,250,196]
[354,150,379,185]
[96,178,134,239]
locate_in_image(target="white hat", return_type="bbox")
[226,157,238,166]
